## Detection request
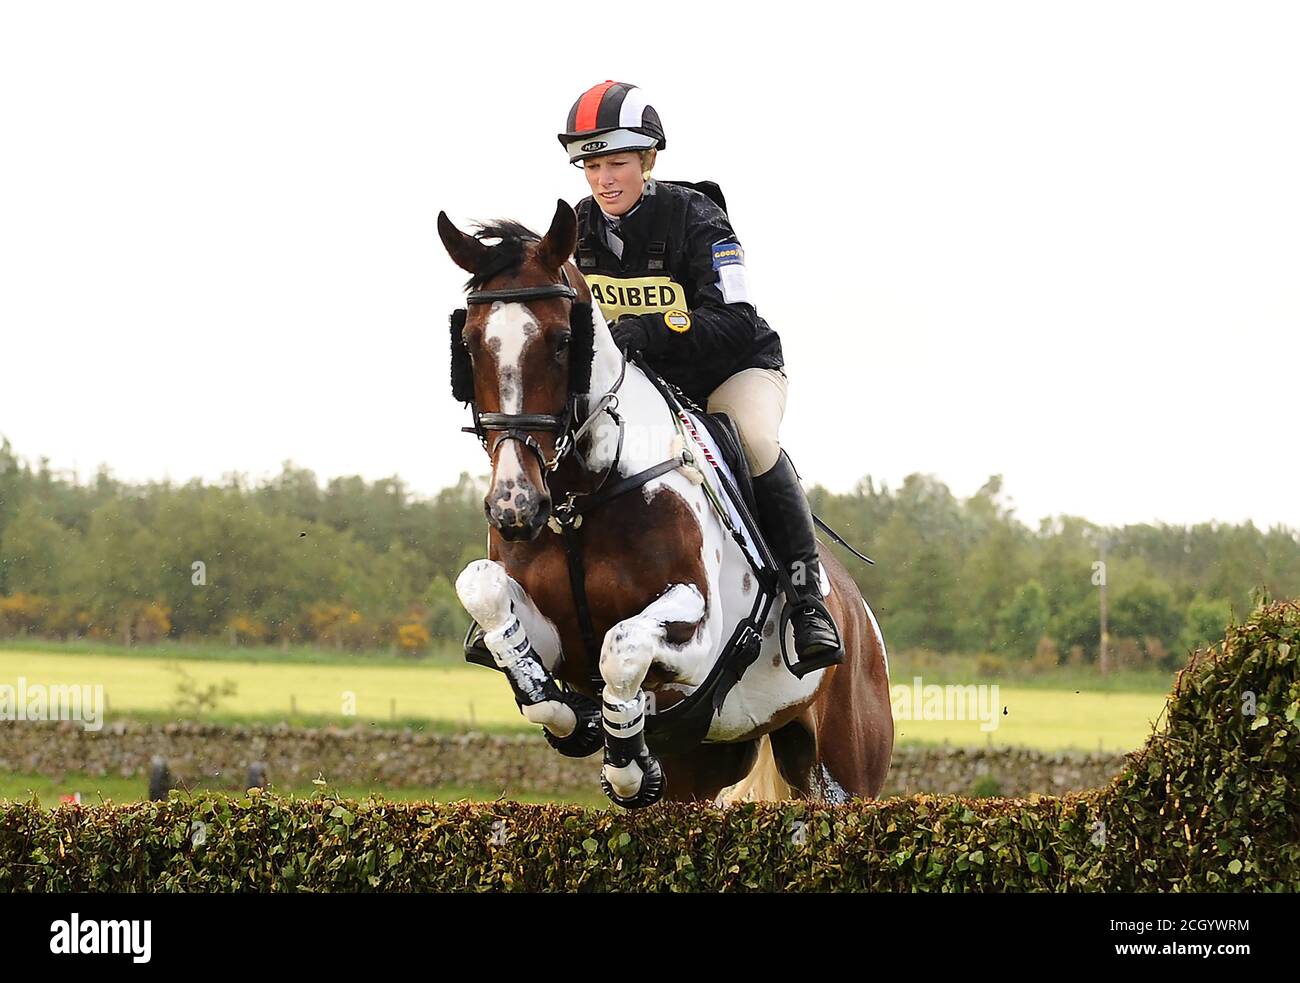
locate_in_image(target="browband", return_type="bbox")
[466,283,577,305]
[475,412,568,432]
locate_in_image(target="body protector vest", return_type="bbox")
[574,180,783,405]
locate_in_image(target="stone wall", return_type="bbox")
[0,721,1129,797]
[880,744,1128,796]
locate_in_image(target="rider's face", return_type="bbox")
[583,153,645,217]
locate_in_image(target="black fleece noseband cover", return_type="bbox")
[449,308,474,403]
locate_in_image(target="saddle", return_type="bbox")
[634,364,770,582]
[691,409,759,522]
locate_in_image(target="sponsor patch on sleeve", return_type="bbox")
[663,310,692,333]
[718,264,752,305]
[711,241,745,270]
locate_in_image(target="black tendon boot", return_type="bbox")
[463,617,602,757]
[751,450,844,676]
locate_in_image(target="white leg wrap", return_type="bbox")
[603,759,645,799]
[457,560,574,738]
[522,700,576,736]
[602,691,646,739]
[484,614,531,669]
[601,691,647,796]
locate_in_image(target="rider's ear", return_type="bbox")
[568,302,595,394]
[450,308,474,404]
[438,211,491,275]
[535,199,578,272]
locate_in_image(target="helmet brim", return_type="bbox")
[558,127,664,164]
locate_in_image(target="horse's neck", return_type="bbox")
[583,313,677,476]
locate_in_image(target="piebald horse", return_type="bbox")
[439,200,893,807]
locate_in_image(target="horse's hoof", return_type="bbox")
[600,753,666,809]
[543,692,603,758]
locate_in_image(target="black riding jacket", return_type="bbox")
[574,179,784,405]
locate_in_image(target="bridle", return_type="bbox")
[461,268,627,477]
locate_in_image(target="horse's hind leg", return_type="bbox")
[455,559,600,754]
[769,592,895,802]
[598,582,712,808]
[659,740,760,804]
[769,706,885,803]
[819,597,895,799]
[767,714,820,798]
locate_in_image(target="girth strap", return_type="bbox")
[558,522,600,685]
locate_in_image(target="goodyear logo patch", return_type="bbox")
[663,310,691,333]
[711,241,744,270]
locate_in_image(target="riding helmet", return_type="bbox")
[558,81,666,165]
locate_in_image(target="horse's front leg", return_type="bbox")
[599,582,711,808]
[456,559,601,756]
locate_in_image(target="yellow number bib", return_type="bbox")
[587,274,690,323]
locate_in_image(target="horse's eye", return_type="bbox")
[555,332,571,358]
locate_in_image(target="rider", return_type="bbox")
[559,80,842,671]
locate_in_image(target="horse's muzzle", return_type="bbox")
[485,490,552,541]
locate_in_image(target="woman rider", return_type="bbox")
[559,80,841,673]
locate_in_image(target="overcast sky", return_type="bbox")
[1,1,1296,531]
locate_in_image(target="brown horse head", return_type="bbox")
[438,200,594,541]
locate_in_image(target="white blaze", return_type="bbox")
[484,302,540,503]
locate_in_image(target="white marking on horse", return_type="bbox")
[862,598,889,678]
[484,302,540,507]
[600,582,709,701]
[813,763,850,804]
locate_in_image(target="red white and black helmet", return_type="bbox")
[558,81,667,166]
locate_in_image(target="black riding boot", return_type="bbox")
[751,450,844,675]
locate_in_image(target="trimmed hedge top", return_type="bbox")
[2,600,1297,892]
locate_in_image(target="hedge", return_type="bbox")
[0,720,1130,797]
[1,600,1297,891]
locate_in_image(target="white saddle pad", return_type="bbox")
[675,407,765,569]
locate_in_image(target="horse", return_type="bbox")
[438,199,893,807]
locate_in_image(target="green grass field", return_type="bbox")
[0,648,528,731]
[0,637,467,668]
[0,646,1174,752]
[0,638,1180,692]
[890,685,1166,751]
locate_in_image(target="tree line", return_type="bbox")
[1,437,1296,666]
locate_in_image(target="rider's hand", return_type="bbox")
[610,315,655,355]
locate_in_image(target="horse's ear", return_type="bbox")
[535,199,577,272]
[438,211,490,275]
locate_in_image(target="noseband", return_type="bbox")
[454,269,624,475]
